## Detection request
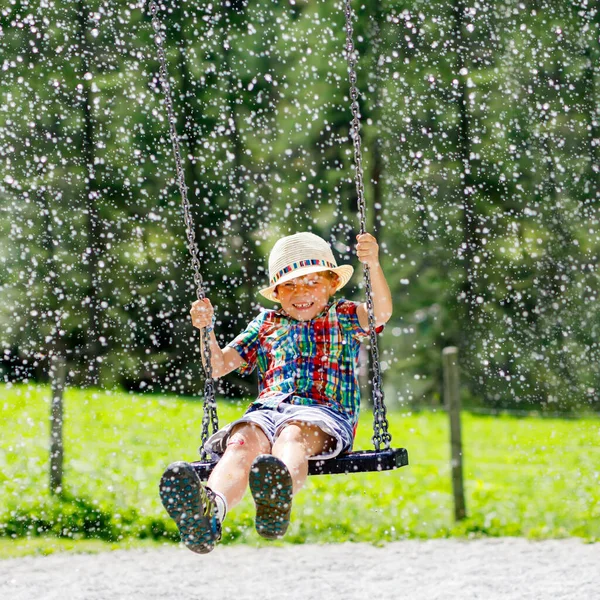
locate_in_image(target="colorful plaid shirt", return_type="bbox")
[226,299,372,428]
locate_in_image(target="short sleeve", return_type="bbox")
[336,299,384,341]
[225,312,264,375]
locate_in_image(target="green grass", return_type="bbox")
[1,383,598,559]
[0,536,169,559]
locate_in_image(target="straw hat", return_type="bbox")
[259,232,354,302]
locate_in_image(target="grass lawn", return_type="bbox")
[0,536,170,559]
[1,383,598,558]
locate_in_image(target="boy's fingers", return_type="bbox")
[191,299,206,310]
[356,232,375,241]
[356,244,377,254]
[357,236,377,245]
[190,299,214,327]
[191,298,212,311]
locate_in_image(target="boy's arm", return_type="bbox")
[191,298,244,378]
[199,330,244,379]
[355,233,393,330]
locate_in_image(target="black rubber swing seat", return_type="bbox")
[190,447,408,481]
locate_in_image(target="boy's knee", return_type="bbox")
[226,424,269,455]
[278,422,318,450]
[226,432,248,450]
[277,421,333,455]
[277,423,305,446]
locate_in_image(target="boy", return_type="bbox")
[160,231,392,554]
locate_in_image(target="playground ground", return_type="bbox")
[1,538,598,600]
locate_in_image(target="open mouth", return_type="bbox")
[292,302,314,310]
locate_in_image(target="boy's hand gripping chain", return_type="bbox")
[343,0,391,452]
[148,0,218,458]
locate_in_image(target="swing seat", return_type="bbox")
[190,447,408,481]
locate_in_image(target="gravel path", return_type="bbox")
[1,539,598,600]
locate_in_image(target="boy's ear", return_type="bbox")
[273,287,278,298]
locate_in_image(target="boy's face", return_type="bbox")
[275,271,339,321]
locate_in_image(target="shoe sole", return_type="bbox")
[249,455,293,540]
[159,461,220,554]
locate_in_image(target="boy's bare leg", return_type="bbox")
[271,421,335,494]
[207,423,271,509]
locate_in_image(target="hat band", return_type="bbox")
[271,259,336,285]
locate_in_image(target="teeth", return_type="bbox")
[294,303,312,308]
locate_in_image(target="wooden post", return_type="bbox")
[442,346,466,521]
[49,353,67,496]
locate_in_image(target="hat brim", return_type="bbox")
[259,264,354,302]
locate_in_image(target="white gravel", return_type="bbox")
[1,539,598,600]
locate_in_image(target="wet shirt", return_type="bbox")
[226,299,371,428]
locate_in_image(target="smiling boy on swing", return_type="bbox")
[160,231,393,554]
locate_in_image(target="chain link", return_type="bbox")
[343,0,391,451]
[148,1,218,458]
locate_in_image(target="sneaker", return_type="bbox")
[159,461,222,554]
[249,454,293,540]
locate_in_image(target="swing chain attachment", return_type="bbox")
[148,0,218,458]
[343,0,391,451]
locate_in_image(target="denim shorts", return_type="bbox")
[203,402,354,461]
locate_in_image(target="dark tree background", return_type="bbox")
[1,0,598,412]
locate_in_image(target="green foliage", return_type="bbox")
[1,493,141,541]
[0,1,599,407]
[1,383,598,551]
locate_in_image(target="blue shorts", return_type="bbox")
[203,402,355,461]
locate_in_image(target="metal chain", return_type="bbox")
[148,0,218,458]
[343,0,391,451]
